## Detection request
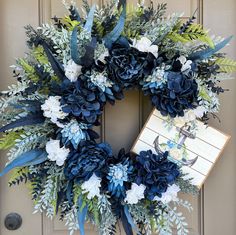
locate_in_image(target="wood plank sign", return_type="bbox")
[132,109,231,188]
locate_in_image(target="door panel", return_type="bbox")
[0,1,42,235]
[203,1,236,234]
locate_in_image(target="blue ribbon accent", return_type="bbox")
[66,181,73,205]
[77,196,88,235]
[124,205,141,235]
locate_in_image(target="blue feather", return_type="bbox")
[124,205,141,235]
[77,196,88,235]
[189,36,233,61]
[40,41,65,80]
[0,113,45,133]
[71,26,81,65]
[104,2,126,49]
[84,5,96,34]
[0,149,47,177]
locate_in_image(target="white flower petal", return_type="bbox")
[46,139,69,166]
[41,96,68,126]
[154,184,180,204]
[64,59,82,82]
[81,174,102,199]
[124,183,146,205]
[133,37,158,58]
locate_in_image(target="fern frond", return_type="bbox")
[94,19,105,37]
[0,131,23,150]
[17,58,39,82]
[8,167,29,186]
[216,58,236,73]
[168,23,214,48]
[32,46,49,65]
[7,124,51,163]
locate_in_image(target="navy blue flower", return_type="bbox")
[106,46,156,88]
[57,79,104,124]
[64,141,112,182]
[134,150,180,200]
[151,72,199,117]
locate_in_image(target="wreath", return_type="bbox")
[0,1,235,235]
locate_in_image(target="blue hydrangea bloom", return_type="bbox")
[167,140,175,149]
[107,160,133,198]
[61,120,88,149]
[141,66,168,93]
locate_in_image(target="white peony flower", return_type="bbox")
[132,37,158,58]
[64,59,82,82]
[177,56,192,72]
[46,139,70,166]
[81,174,102,199]
[154,184,180,204]
[124,183,146,205]
[41,96,68,126]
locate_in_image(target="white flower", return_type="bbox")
[81,174,102,199]
[169,148,182,161]
[41,96,68,126]
[132,37,158,58]
[177,56,192,72]
[174,106,206,125]
[124,183,146,205]
[154,184,180,204]
[46,139,70,166]
[64,59,82,82]
[193,106,207,118]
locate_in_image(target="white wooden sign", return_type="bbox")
[132,109,231,188]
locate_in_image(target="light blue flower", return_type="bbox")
[141,65,168,92]
[90,72,113,92]
[107,161,132,198]
[61,120,88,149]
[167,140,175,149]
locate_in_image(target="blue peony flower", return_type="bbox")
[134,150,180,200]
[107,160,133,198]
[56,79,104,124]
[151,72,199,117]
[106,45,156,88]
[64,141,113,182]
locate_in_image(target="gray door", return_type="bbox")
[0,0,235,235]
